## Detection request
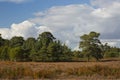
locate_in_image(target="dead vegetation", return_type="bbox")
[0,61,120,79]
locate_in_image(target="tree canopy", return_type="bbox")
[0,31,120,62]
[80,32,103,61]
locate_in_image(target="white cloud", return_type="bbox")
[30,2,120,48]
[92,8,111,18]
[1,0,120,49]
[91,0,120,8]
[0,20,51,39]
[0,0,30,3]
[101,39,120,47]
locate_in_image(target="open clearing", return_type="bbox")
[0,60,120,80]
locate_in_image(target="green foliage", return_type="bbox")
[37,46,49,62]
[47,41,62,61]
[60,44,72,61]
[23,37,36,50]
[9,47,30,61]
[37,32,55,47]
[104,47,120,58]
[100,43,111,56]
[9,47,22,61]
[73,51,84,61]
[0,34,9,47]
[10,36,24,47]
[0,31,120,62]
[80,31,103,61]
[0,34,4,47]
[29,49,37,61]
[0,46,10,61]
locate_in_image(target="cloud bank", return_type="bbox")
[1,0,120,49]
[0,21,51,39]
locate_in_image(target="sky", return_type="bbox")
[0,0,90,27]
[0,0,120,50]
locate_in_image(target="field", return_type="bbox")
[0,59,120,80]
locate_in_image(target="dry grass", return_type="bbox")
[0,60,120,79]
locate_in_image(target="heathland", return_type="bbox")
[0,58,120,79]
[0,31,120,79]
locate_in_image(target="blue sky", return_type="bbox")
[0,0,90,27]
[1,0,120,50]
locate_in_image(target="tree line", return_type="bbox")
[0,31,120,62]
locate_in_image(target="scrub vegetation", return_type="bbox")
[0,31,120,79]
[0,61,120,79]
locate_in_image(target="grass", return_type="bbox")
[0,60,120,79]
